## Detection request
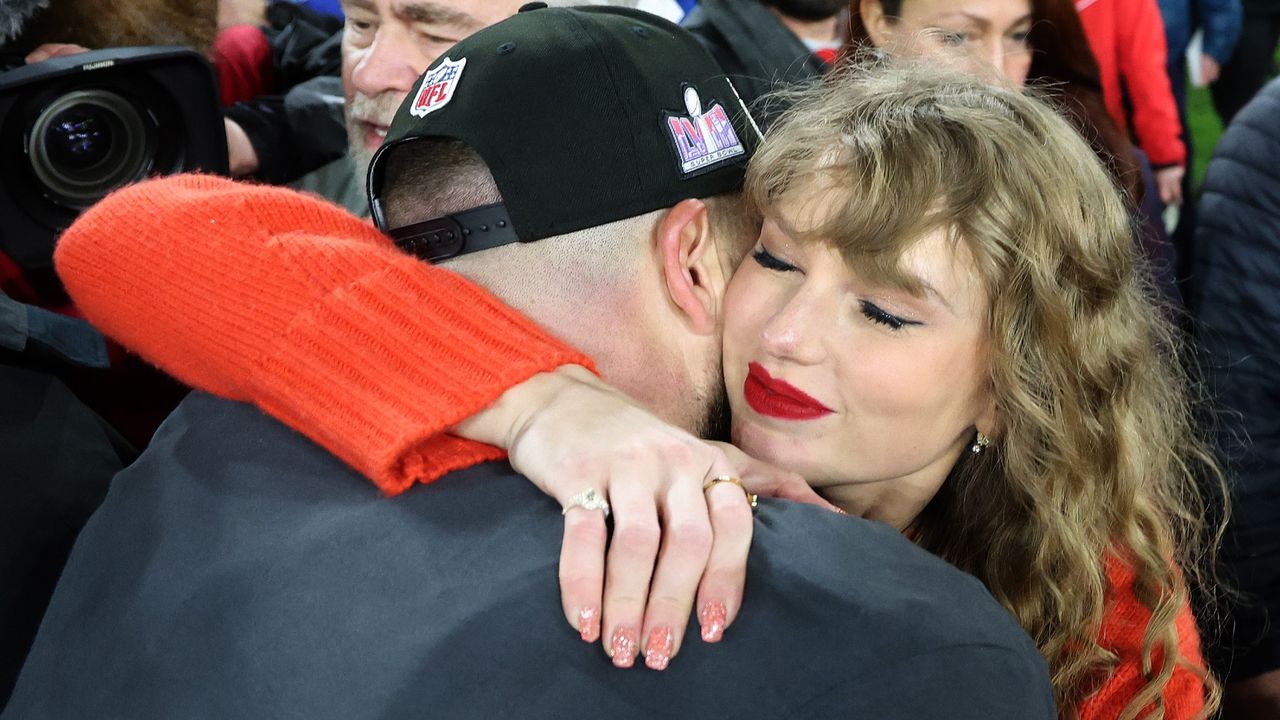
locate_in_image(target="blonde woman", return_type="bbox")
[58,64,1221,718]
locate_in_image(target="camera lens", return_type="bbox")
[28,89,156,207]
[44,106,115,170]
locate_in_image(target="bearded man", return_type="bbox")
[287,0,525,215]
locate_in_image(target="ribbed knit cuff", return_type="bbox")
[254,256,595,495]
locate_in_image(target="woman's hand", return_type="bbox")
[456,365,836,670]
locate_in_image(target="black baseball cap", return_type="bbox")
[367,2,762,262]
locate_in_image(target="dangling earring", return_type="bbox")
[971,432,992,455]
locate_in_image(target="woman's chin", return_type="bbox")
[732,417,825,478]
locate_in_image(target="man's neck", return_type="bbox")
[768,7,842,44]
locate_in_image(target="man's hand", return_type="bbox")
[1201,55,1222,86]
[224,118,261,177]
[25,43,90,64]
[1155,165,1186,206]
[218,0,268,31]
[456,365,839,670]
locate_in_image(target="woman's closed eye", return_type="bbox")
[934,29,969,47]
[752,246,798,273]
[859,300,922,331]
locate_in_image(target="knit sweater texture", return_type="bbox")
[55,175,593,494]
[55,175,1207,718]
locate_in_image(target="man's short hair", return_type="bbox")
[382,139,757,267]
[382,140,501,228]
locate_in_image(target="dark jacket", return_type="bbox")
[1157,0,1241,66]
[222,1,346,184]
[287,97,367,217]
[1191,77,1280,680]
[1241,0,1280,14]
[682,0,826,125]
[0,293,135,708]
[5,393,1055,719]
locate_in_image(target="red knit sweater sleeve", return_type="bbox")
[1078,555,1207,720]
[1117,0,1186,167]
[54,174,595,495]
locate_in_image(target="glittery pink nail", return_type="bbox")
[578,606,600,643]
[700,601,727,642]
[610,627,638,668]
[645,627,673,671]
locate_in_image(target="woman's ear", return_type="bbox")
[975,394,1001,444]
[860,0,896,50]
[656,198,721,336]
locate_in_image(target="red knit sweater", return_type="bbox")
[57,175,593,493]
[1076,0,1187,168]
[56,176,1207,719]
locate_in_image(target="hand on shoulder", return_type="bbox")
[455,364,837,669]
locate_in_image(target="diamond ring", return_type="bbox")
[562,488,611,518]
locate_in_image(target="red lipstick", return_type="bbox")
[743,362,833,420]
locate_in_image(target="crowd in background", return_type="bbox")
[2,0,1279,717]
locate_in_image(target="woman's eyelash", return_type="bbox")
[753,247,921,330]
[859,300,921,330]
[751,247,797,272]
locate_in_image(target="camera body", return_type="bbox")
[0,46,227,287]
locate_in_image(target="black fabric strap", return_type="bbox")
[384,202,521,262]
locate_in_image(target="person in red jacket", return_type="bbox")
[1076,0,1189,206]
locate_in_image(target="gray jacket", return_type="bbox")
[5,393,1054,719]
[1191,77,1280,680]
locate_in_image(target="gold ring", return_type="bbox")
[702,475,758,509]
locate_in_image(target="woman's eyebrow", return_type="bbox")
[932,11,1033,28]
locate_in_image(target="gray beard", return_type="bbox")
[347,124,376,183]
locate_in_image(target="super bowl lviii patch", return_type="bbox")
[664,85,745,177]
[411,57,467,118]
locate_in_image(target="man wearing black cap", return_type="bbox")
[5,6,1053,719]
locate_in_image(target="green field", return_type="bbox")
[1186,47,1280,190]
[1186,83,1223,190]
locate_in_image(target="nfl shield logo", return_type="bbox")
[411,57,467,118]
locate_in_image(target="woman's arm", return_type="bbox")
[1195,0,1242,69]
[57,175,830,668]
[56,174,593,494]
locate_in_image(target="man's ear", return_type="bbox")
[860,0,895,49]
[657,198,722,336]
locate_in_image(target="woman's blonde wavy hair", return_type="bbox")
[746,62,1225,718]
